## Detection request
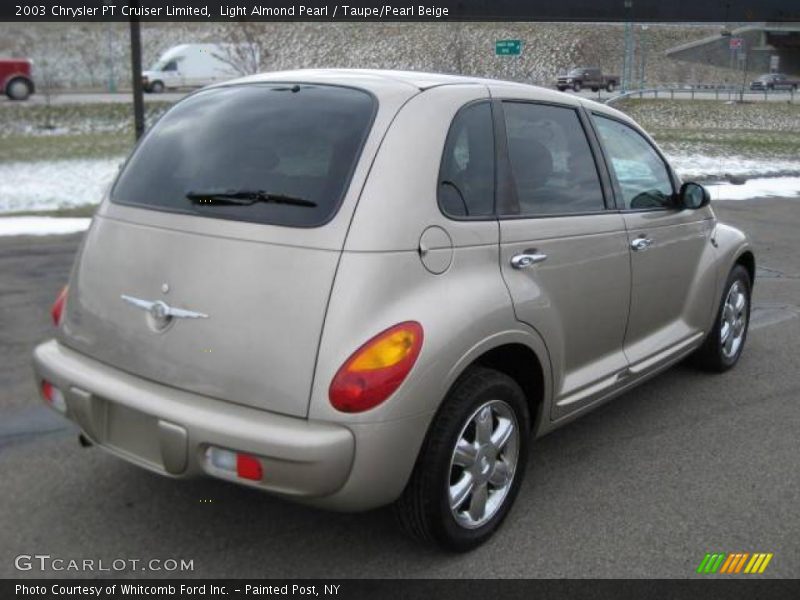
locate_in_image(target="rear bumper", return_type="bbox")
[32,339,355,501]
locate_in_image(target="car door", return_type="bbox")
[494,97,632,419]
[160,59,184,88]
[590,112,717,372]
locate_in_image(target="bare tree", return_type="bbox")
[23,28,71,128]
[212,22,270,75]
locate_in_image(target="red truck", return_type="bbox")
[0,58,35,100]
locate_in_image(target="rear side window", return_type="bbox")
[111,84,375,227]
[438,102,495,218]
[502,102,605,216]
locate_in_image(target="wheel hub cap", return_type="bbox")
[448,400,520,529]
[720,280,748,359]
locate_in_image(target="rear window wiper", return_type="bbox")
[186,189,317,208]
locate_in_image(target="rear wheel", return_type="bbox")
[6,77,32,101]
[692,265,751,372]
[395,367,530,551]
[606,81,616,92]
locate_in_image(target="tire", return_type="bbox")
[556,86,566,92]
[692,265,751,372]
[606,81,616,93]
[149,80,165,94]
[395,366,530,552]
[6,77,32,101]
[591,87,599,92]
[572,81,582,92]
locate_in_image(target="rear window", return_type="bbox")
[111,84,376,227]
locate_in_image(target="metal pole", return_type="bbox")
[639,24,648,89]
[106,21,116,93]
[622,0,633,92]
[129,13,145,139]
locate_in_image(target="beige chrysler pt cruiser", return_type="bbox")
[33,70,754,551]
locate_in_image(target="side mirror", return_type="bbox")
[679,182,710,209]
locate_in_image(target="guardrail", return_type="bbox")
[605,87,798,105]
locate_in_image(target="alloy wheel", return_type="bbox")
[448,399,520,529]
[720,280,748,359]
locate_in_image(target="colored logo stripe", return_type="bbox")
[697,552,773,574]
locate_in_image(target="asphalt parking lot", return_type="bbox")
[1,198,798,578]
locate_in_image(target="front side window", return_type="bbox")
[438,102,495,218]
[502,102,605,216]
[162,60,179,71]
[111,84,375,227]
[592,114,674,210]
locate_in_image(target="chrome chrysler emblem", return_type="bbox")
[121,294,208,330]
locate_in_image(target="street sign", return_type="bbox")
[729,37,743,50]
[495,40,522,56]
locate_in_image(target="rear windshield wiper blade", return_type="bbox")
[186,190,317,208]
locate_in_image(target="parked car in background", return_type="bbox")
[749,73,799,91]
[34,70,754,551]
[0,58,34,100]
[556,67,619,92]
[143,44,248,93]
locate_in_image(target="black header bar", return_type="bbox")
[4,0,800,22]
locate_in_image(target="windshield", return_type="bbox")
[568,68,587,76]
[111,83,376,227]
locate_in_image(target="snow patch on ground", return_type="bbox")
[0,158,121,213]
[0,217,92,237]
[666,153,800,181]
[706,177,800,201]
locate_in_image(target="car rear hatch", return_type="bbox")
[58,81,405,418]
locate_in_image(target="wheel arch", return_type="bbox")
[735,249,756,287]
[443,330,553,438]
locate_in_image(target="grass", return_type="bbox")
[0,132,132,162]
[0,100,169,162]
[4,205,97,218]
[650,129,800,157]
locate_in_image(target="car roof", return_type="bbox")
[224,68,534,92]
[214,68,634,123]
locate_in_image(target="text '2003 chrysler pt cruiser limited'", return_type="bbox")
[33,70,754,551]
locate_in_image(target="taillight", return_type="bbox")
[51,285,68,326]
[204,447,263,482]
[329,321,424,413]
[41,380,67,413]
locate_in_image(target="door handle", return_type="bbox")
[630,237,653,252]
[511,251,548,269]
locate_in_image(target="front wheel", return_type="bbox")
[395,367,530,551]
[6,77,32,100]
[149,80,165,93]
[692,265,751,372]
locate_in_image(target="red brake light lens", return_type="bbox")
[236,453,263,481]
[51,285,68,326]
[41,380,54,402]
[329,321,424,413]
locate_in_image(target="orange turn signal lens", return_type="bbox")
[329,322,423,413]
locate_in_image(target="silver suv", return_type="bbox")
[33,70,754,551]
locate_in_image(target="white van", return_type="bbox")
[142,44,248,93]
